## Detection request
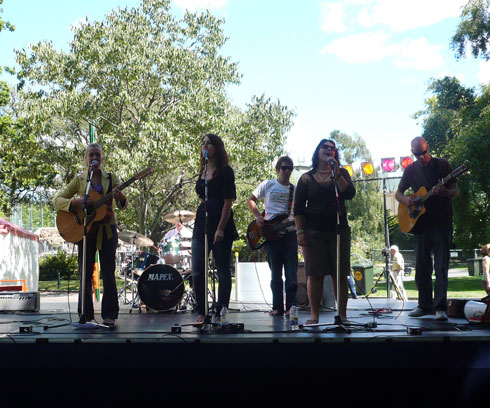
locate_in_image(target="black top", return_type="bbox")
[397,157,454,232]
[193,165,237,241]
[293,168,356,233]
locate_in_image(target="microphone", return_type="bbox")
[89,160,99,169]
[203,149,208,161]
[327,158,336,168]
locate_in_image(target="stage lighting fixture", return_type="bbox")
[344,164,354,177]
[400,156,413,170]
[381,157,396,173]
[361,161,374,176]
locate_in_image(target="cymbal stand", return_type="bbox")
[128,242,141,313]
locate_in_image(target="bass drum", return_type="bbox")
[137,264,184,311]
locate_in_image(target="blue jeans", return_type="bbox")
[191,236,233,316]
[413,224,452,312]
[264,231,298,312]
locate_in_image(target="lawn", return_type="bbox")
[364,276,485,299]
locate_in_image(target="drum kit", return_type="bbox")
[118,210,196,313]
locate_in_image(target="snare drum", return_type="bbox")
[137,264,184,311]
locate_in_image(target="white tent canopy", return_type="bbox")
[0,218,39,291]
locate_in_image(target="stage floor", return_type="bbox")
[1,294,490,343]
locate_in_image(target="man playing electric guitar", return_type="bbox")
[395,137,459,321]
[247,156,298,316]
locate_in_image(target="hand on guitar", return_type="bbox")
[113,185,127,203]
[255,215,265,228]
[69,198,94,214]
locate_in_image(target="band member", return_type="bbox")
[53,143,127,327]
[247,156,298,316]
[191,133,237,324]
[390,245,408,301]
[395,136,459,321]
[294,139,356,324]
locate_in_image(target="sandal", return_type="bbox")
[305,319,319,325]
[192,315,206,327]
[269,310,284,316]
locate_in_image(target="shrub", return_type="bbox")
[39,251,78,280]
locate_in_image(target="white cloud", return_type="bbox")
[321,31,391,63]
[320,2,347,33]
[322,32,443,71]
[320,0,467,33]
[477,60,490,84]
[172,0,228,12]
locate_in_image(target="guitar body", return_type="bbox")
[56,190,110,243]
[247,213,294,250]
[397,186,428,234]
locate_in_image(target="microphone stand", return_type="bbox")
[201,151,214,331]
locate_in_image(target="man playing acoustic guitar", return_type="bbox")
[395,137,459,321]
[247,156,298,316]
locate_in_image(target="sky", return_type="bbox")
[1,0,488,170]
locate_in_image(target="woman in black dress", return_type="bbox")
[191,133,237,324]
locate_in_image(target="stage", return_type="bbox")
[1,293,490,369]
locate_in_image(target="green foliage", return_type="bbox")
[39,250,78,280]
[416,76,490,248]
[11,0,293,241]
[452,0,490,60]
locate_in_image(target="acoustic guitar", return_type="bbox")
[247,213,295,250]
[398,163,468,234]
[56,168,153,243]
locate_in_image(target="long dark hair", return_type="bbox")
[311,139,340,170]
[199,133,229,175]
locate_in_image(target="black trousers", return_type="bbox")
[77,224,119,320]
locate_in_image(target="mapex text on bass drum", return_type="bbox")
[137,264,184,311]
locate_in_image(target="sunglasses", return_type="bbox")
[412,149,427,157]
[321,145,336,150]
[281,166,293,172]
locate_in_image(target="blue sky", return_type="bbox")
[1,0,488,169]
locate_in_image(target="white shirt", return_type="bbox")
[252,179,296,232]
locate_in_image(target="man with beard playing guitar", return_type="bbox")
[395,136,459,321]
[247,156,298,316]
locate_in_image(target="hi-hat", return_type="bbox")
[118,230,154,247]
[163,210,195,224]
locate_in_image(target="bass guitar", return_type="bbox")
[56,167,154,243]
[398,163,468,234]
[247,213,295,250]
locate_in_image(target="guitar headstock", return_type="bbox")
[452,163,469,178]
[134,168,154,180]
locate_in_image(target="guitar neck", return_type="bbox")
[419,164,467,204]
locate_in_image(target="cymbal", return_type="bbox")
[118,230,154,247]
[163,210,196,224]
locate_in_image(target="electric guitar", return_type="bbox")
[56,168,154,243]
[398,163,468,234]
[247,213,295,250]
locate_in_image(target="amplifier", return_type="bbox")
[0,291,40,312]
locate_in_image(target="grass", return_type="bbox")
[364,276,485,299]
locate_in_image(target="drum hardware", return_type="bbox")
[118,230,155,310]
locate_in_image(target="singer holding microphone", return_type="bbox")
[53,143,127,327]
[191,134,238,325]
[294,139,355,324]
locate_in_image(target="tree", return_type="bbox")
[416,77,490,248]
[452,0,490,60]
[11,0,293,242]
